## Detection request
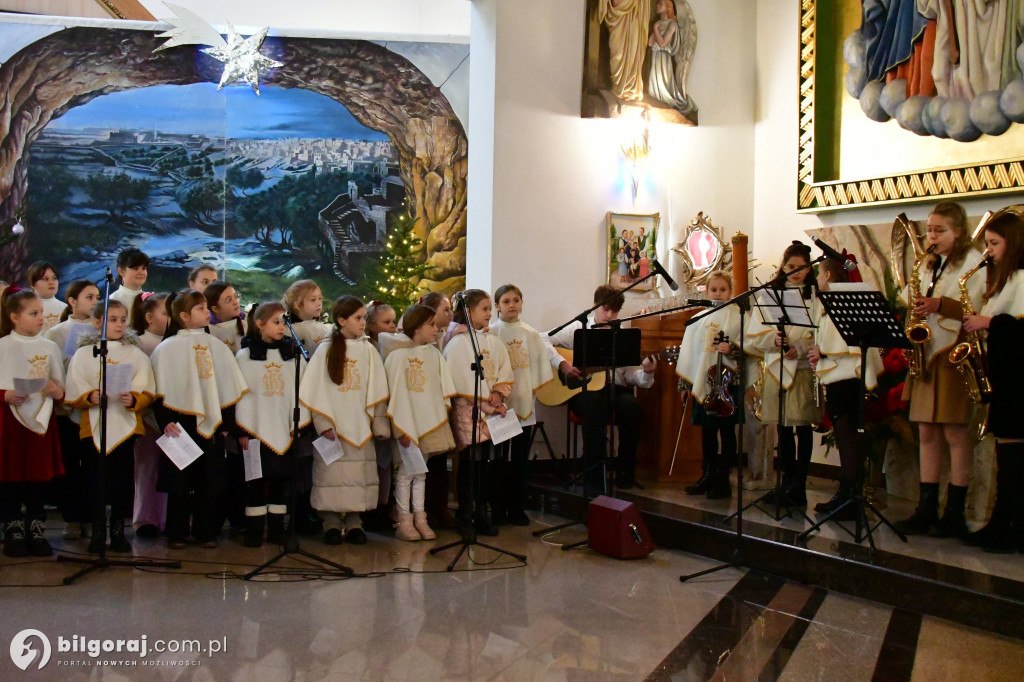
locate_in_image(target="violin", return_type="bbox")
[704,331,736,418]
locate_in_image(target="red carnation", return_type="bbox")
[887,383,909,413]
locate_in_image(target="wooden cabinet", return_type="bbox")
[631,310,703,484]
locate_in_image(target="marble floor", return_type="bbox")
[626,478,1024,584]
[2,515,1024,681]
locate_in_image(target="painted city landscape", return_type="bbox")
[27,82,405,301]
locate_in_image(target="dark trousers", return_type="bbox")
[778,424,813,480]
[245,477,288,509]
[457,441,493,520]
[83,437,137,523]
[55,416,89,524]
[569,385,643,496]
[0,482,48,523]
[491,428,531,517]
[702,422,737,467]
[824,379,862,482]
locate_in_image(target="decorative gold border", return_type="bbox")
[797,0,1024,212]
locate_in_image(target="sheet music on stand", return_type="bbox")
[817,290,910,350]
[753,287,815,329]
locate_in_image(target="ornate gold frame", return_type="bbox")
[797,0,1024,213]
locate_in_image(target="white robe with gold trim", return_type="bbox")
[235,346,310,455]
[384,340,456,451]
[210,319,246,355]
[675,305,741,404]
[489,319,553,423]
[288,319,332,355]
[0,332,65,434]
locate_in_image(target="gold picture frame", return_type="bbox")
[797,0,1024,213]
[607,211,660,292]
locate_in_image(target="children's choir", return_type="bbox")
[1,203,1020,557]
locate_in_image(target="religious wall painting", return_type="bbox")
[0,16,469,301]
[799,0,1024,212]
[607,211,660,291]
[582,0,699,125]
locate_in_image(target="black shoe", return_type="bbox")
[705,477,732,500]
[135,524,160,538]
[266,514,286,545]
[507,510,530,526]
[491,510,509,527]
[87,520,107,554]
[827,500,859,522]
[27,519,53,557]
[108,520,132,554]
[345,527,367,545]
[475,513,498,537]
[2,521,29,558]
[324,528,343,545]
[893,483,940,535]
[963,522,1003,547]
[981,533,1017,554]
[815,482,854,514]
[933,484,969,538]
[243,516,265,548]
[685,469,713,496]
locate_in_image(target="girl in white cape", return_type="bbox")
[150,290,248,549]
[300,295,389,545]
[443,289,514,536]
[66,299,155,554]
[283,280,333,354]
[383,304,457,541]
[235,302,311,548]
[0,288,65,558]
[489,284,553,525]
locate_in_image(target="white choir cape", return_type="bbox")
[210,318,246,355]
[66,339,156,452]
[675,304,741,403]
[289,319,332,354]
[981,269,1024,318]
[901,253,985,367]
[813,306,882,389]
[299,336,388,448]
[138,330,163,357]
[489,319,553,421]
[747,288,816,389]
[150,329,249,438]
[235,345,310,455]
[40,296,66,333]
[443,329,515,402]
[0,332,65,433]
[384,337,456,447]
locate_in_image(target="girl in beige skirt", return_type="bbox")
[895,201,984,538]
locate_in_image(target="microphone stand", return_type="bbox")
[431,298,527,570]
[59,269,180,583]
[244,315,354,579]
[536,268,678,546]
[680,256,825,582]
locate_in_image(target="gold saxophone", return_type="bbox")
[949,257,992,432]
[905,240,936,380]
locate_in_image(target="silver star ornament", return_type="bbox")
[202,23,282,96]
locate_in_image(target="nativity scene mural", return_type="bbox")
[0,14,468,305]
[582,0,699,125]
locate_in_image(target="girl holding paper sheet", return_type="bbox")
[150,289,248,549]
[66,299,155,554]
[443,289,514,537]
[489,284,553,526]
[299,295,389,546]
[747,241,819,506]
[235,302,311,548]
[382,304,457,541]
[0,288,65,558]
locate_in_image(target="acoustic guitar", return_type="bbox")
[536,346,679,406]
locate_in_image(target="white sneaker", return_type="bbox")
[62,522,81,540]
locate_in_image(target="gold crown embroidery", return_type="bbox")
[506,339,529,370]
[262,362,285,397]
[338,357,361,392]
[28,355,49,380]
[193,344,214,380]
[405,357,426,393]
[480,349,495,382]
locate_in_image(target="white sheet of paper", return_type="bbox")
[243,438,263,482]
[755,288,814,327]
[313,434,344,466]
[13,377,46,394]
[104,362,134,396]
[485,408,523,445]
[397,440,428,475]
[156,425,204,471]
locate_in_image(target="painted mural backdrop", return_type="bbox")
[0,19,468,304]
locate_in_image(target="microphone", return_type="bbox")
[651,259,679,291]
[686,299,718,307]
[813,238,857,271]
[105,267,114,283]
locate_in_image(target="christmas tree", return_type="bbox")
[360,209,433,314]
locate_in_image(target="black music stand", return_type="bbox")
[723,285,816,524]
[535,327,642,549]
[796,290,909,550]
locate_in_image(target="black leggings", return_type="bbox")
[0,482,48,523]
[824,379,862,481]
[702,422,737,465]
[82,437,137,522]
[778,425,813,475]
